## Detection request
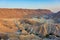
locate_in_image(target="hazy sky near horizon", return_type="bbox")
[0,0,60,12]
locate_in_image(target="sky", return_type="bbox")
[0,0,60,12]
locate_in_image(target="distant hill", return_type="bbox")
[0,8,52,18]
[53,11,60,19]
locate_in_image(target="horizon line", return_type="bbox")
[0,8,59,13]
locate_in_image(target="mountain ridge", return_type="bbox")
[0,8,52,18]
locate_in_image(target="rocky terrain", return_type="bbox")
[0,8,60,40]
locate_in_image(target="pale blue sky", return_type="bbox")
[0,0,60,11]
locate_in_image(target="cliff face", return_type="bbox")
[0,18,59,40]
[0,8,60,40]
[0,8,52,18]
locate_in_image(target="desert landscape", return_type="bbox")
[0,8,60,40]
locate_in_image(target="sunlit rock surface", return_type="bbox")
[0,9,60,40]
[0,15,60,40]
